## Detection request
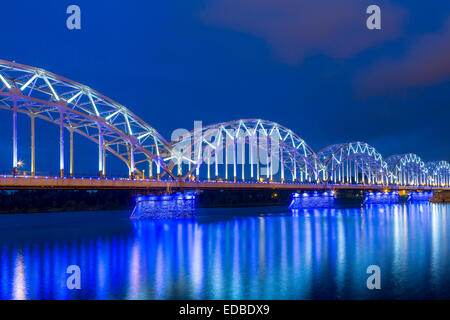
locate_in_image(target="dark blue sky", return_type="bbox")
[1,0,449,175]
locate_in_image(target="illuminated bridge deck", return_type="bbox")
[0,176,448,191]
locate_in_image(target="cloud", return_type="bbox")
[201,0,406,64]
[359,16,450,94]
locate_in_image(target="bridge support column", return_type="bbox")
[280,145,284,183]
[148,160,153,179]
[215,148,218,181]
[249,135,254,180]
[177,158,182,178]
[59,112,64,178]
[225,143,228,181]
[195,162,200,181]
[98,125,104,178]
[293,158,297,182]
[129,143,135,179]
[30,115,35,176]
[346,159,349,183]
[256,137,260,181]
[266,136,270,181]
[233,138,237,182]
[12,102,18,176]
[102,146,106,177]
[69,129,74,178]
[156,157,160,181]
[270,139,274,181]
[241,138,245,181]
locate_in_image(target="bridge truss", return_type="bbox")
[317,142,389,185]
[385,153,429,186]
[0,59,449,188]
[169,119,325,183]
[0,59,175,179]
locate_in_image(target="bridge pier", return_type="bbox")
[131,192,197,219]
[407,191,433,202]
[289,191,336,209]
[363,191,400,204]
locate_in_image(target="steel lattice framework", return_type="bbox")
[385,153,428,186]
[426,161,450,187]
[0,59,449,188]
[0,59,175,179]
[317,142,389,184]
[168,119,325,182]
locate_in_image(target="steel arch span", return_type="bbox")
[385,153,429,186]
[168,119,326,182]
[426,161,450,187]
[0,59,176,179]
[317,142,389,185]
[0,59,449,189]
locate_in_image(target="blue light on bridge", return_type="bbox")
[407,191,433,202]
[289,191,335,210]
[131,192,197,219]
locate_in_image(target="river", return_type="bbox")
[0,203,449,299]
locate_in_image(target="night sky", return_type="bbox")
[1,0,449,176]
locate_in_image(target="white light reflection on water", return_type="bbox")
[12,251,26,300]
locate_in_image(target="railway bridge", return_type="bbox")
[0,59,448,192]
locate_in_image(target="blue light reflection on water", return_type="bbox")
[0,203,449,299]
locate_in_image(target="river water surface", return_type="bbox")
[0,203,449,299]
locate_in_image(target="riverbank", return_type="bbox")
[430,191,450,203]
